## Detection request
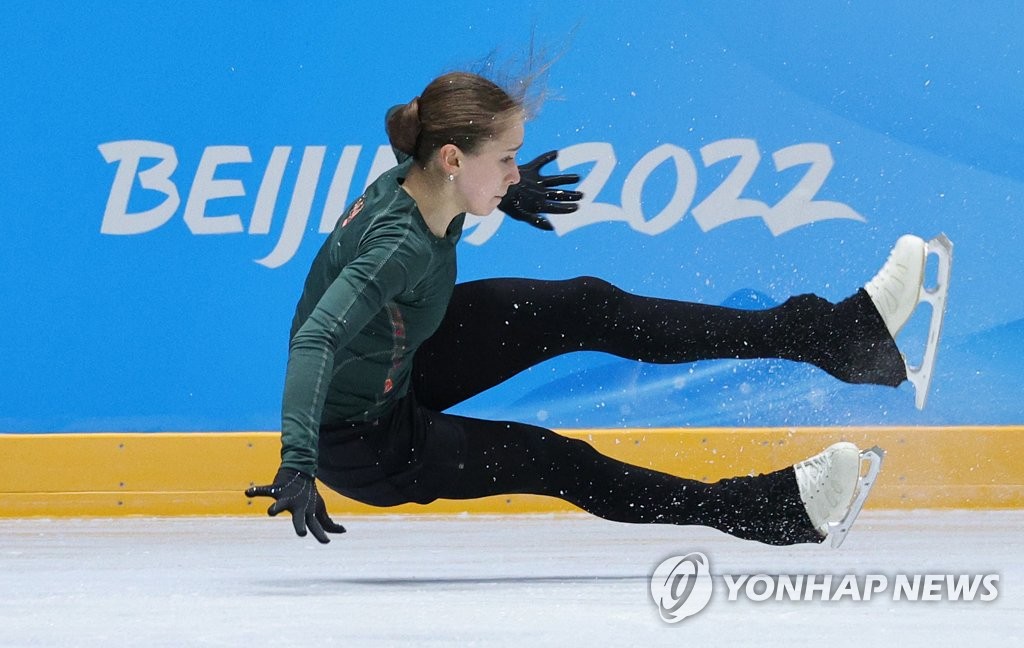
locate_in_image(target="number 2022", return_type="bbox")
[465,139,865,243]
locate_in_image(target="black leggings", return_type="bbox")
[318,277,903,545]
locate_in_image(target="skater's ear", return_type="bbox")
[438,143,462,177]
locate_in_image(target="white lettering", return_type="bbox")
[946,574,983,601]
[894,574,920,601]
[183,145,250,234]
[714,572,996,605]
[548,141,624,233]
[864,574,888,600]
[249,146,292,234]
[98,140,180,235]
[921,574,944,601]
[99,139,869,266]
[621,143,697,235]
[745,575,774,602]
[832,574,862,601]
[722,574,747,601]
[776,574,803,601]
[766,143,864,235]
[692,138,769,232]
[803,574,832,601]
[462,209,505,245]
[980,575,999,602]
[256,146,326,269]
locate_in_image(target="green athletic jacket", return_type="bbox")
[279,142,465,476]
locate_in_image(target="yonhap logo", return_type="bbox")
[649,551,1000,623]
[649,552,714,623]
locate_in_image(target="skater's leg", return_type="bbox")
[316,395,866,546]
[413,277,905,411]
[431,411,824,546]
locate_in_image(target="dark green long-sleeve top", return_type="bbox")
[279,149,465,476]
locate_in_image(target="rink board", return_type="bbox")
[2,427,1022,516]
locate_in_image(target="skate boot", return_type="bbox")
[794,442,885,548]
[864,234,926,337]
[864,233,953,409]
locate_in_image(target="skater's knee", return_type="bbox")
[523,427,601,466]
[780,293,833,314]
[562,276,626,312]
[549,433,605,467]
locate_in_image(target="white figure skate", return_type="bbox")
[795,442,885,548]
[864,233,953,409]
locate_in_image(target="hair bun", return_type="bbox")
[386,97,422,156]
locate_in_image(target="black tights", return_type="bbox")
[413,277,904,410]
[429,412,823,545]
[320,277,903,545]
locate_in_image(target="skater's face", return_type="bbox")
[445,115,524,216]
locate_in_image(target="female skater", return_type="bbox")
[246,71,927,546]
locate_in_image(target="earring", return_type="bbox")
[447,173,454,182]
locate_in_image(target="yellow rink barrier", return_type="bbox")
[1,427,1022,517]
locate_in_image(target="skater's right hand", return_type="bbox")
[499,150,583,231]
[245,467,346,543]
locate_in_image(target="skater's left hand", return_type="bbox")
[245,468,346,543]
[499,150,583,231]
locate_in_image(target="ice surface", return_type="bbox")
[1,511,1021,647]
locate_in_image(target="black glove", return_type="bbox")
[499,150,583,231]
[245,468,346,543]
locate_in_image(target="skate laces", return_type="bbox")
[865,235,926,337]
[796,454,842,508]
[795,443,862,534]
[866,253,907,315]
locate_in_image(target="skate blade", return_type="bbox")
[828,446,885,549]
[906,233,953,410]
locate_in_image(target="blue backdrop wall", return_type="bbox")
[2,1,1021,432]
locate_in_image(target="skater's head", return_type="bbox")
[388,72,526,161]
[387,72,526,216]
